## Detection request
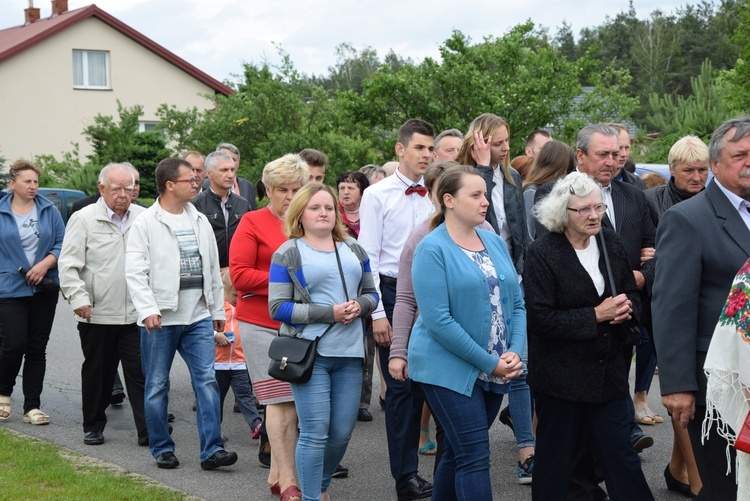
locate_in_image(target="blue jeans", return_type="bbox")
[508,346,535,450]
[422,381,504,501]
[291,356,362,501]
[634,327,657,393]
[140,317,224,462]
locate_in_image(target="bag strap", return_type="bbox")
[597,230,618,296]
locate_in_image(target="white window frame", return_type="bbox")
[73,49,111,90]
[138,121,161,133]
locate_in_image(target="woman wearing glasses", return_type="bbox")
[524,172,653,500]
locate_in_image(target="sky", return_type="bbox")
[0,0,698,84]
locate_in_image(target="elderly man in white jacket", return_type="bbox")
[125,157,236,472]
[59,163,147,447]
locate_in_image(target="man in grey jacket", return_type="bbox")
[59,163,147,447]
[126,157,236,471]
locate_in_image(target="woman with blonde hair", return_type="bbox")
[269,183,378,501]
[229,154,309,501]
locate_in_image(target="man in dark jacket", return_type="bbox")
[192,151,250,268]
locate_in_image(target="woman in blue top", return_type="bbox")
[0,160,64,425]
[408,165,526,500]
[269,183,379,501]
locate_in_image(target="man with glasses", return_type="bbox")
[59,163,147,447]
[534,124,656,500]
[126,158,236,471]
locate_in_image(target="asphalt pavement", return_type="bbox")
[0,295,691,500]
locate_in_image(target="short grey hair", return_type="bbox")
[359,164,386,183]
[533,172,602,233]
[204,150,234,172]
[98,162,135,186]
[576,124,619,155]
[708,116,750,165]
[434,129,463,149]
[216,142,240,160]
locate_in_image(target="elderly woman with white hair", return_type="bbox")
[524,172,653,501]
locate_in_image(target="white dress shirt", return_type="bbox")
[715,178,750,231]
[358,168,435,319]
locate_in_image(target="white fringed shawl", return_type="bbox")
[704,257,750,494]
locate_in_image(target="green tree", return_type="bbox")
[0,151,7,190]
[723,0,750,113]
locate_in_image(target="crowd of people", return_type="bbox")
[0,114,749,501]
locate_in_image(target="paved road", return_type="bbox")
[1,295,690,500]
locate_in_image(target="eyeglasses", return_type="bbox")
[171,177,200,185]
[567,203,608,217]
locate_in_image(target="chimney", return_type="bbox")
[24,0,40,25]
[51,0,68,16]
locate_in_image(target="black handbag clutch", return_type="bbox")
[267,335,321,383]
[19,267,59,294]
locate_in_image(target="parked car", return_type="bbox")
[635,163,713,187]
[37,187,87,224]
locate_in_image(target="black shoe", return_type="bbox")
[379,396,386,411]
[357,408,373,422]
[167,413,175,423]
[138,424,172,446]
[233,402,241,413]
[332,463,348,479]
[498,406,514,432]
[201,449,238,470]
[396,475,433,500]
[632,433,654,453]
[110,390,126,406]
[156,451,179,469]
[258,431,271,468]
[664,463,695,498]
[83,431,104,445]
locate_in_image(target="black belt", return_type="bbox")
[379,274,397,286]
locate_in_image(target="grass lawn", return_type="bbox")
[0,428,192,500]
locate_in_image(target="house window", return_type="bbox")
[138,121,160,133]
[73,50,110,89]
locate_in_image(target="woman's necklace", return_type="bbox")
[344,208,359,215]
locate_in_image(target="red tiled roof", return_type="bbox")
[0,4,233,95]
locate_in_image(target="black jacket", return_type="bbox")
[477,164,528,275]
[524,228,641,403]
[192,190,250,268]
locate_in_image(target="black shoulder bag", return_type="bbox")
[597,231,642,346]
[268,242,349,383]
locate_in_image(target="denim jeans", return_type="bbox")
[291,355,362,501]
[140,317,224,462]
[634,327,657,393]
[216,368,261,429]
[422,381,504,501]
[508,344,535,450]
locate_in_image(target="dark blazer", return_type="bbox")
[201,177,257,210]
[652,179,750,404]
[71,193,100,215]
[534,179,655,287]
[477,164,528,275]
[618,169,646,190]
[524,228,641,403]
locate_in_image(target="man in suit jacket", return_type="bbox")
[652,117,750,501]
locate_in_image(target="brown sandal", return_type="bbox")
[280,485,301,501]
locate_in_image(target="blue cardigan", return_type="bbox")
[0,193,64,299]
[408,224,526,397]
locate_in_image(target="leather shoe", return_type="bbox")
[632,433,654,453]
[357,408,373,422]
[396,475,432,500]
[110,390,125,406]
[201,449,238,470]
[258,430,271,468]
[83,431,104,445]
[156,451,179,469]
[332,463,349,478]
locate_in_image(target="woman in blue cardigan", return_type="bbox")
[0,160,64,425]
[408,165,526,500]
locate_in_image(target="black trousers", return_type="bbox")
[687,405,737,501]
[377,275,425,488]
[78,322,147,438]
[0,291,58,413]
[534,393,653,501]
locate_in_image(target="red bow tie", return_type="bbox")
[405,185,427,196]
